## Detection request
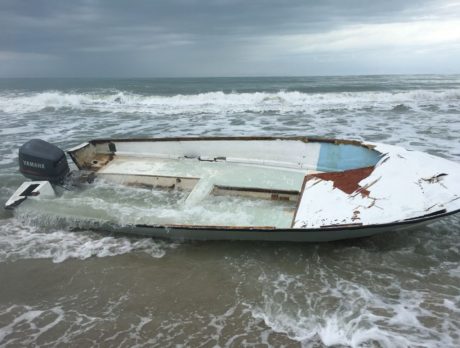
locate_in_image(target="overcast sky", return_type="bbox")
[1,0,460,77]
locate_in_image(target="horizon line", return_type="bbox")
[1,73,460,79]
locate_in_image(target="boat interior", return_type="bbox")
[64,138,382,228]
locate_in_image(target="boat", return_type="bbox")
[5,136,460,242]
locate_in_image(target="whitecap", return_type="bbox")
[1,89,459,116]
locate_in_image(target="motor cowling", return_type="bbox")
[19,139,70,183]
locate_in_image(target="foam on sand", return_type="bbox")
[0,218,175,263]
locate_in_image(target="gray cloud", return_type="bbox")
[1,0,459,77]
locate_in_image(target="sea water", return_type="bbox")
[0,75,459,347]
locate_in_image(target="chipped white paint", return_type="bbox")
[293,142,460,228]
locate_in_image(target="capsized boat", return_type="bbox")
[5,137,460,242]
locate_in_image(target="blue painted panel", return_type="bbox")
[317,143,382,172]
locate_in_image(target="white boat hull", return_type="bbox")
[5,136,460,241]
[104,211,451,242]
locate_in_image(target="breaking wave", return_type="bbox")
[0,89,459,115]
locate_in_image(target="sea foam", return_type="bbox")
[1,89,459,115]
[0,218,174,263]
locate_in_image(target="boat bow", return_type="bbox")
[293,142,460,228]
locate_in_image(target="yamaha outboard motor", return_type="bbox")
[19,139,70,183]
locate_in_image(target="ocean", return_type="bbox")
[0,75,459,347]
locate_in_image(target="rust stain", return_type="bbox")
[88,154,114,171]
[305,166,375,196]
[74,153,114,171]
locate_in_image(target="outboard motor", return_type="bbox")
[19,139,70,184]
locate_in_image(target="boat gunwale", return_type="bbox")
[85,135,376,150]
[68,136,380,175]
[132,208,458,233]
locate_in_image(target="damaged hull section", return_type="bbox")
[293,142,460,229]
[5,137,460,241]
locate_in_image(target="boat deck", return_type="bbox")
[98,155,312,191]
[51,155,312,228]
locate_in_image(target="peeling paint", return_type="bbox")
[293,142,460,229]
[421,173,448,184]
[304,166,374,196]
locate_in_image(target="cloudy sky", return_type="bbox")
[1,0,460,77]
